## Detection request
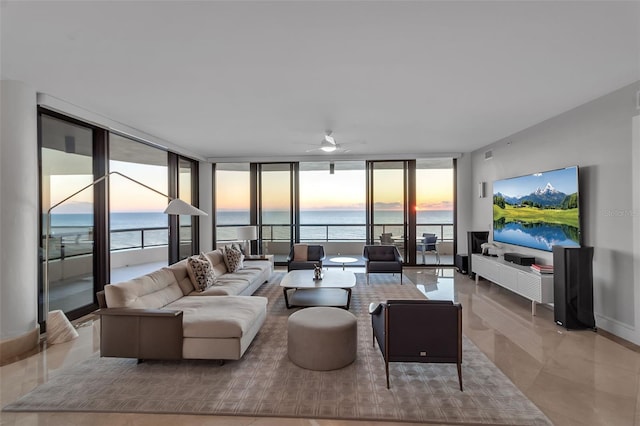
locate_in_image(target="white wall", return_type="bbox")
[633,114,640,347]
[467,81,640,343]
[0,80,39,341]
[455,153,473,254]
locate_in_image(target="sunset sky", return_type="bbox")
[49,161,169,213]
[49,161,453,213]
[216,167,453,211]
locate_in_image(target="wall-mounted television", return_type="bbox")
[492,166,581,252]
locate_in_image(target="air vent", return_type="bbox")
[484,150,493,160]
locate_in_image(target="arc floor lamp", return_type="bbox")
[44,171,207,344]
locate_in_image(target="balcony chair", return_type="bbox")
[286,244,326,271]
[417,233,440,264]
[379,232,394,245]
[369,299,463,390]
[362,245,403,285]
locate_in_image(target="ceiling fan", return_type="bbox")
[304,130,359,153]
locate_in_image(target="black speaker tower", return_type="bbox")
[552,246,596,330]
[467,231,489,277]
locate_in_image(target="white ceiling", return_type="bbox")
[2,1,639,161]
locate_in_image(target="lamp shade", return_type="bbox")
[164,198,208,216]
[236,225,258,240]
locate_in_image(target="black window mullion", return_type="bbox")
[168,152,179,264]
[94,128,109,295]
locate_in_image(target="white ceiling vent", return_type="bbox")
[484,150,493,160]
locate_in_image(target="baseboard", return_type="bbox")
[594,312,639,346]
[0,326,40,365]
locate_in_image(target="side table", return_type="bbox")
[329,256,359,270]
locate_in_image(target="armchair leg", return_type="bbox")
[457,361,463,391]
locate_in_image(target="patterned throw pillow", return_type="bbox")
[223,246,243,273]
[186,255,216,292]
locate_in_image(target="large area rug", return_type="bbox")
[4,272,551,425]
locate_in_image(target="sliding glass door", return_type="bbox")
[416,159,454,265]
[40,113,97,319]
[215,163,251,248]
[259,163,295,262]
[299,161,366,243]
[212,158,456,267]
[368,161,408,254]
[39,109,201,324]
[109,135,169,281]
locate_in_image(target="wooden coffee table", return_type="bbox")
[280,269,356,309]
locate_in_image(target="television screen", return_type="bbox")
[492,166,581,252]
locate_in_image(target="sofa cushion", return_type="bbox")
[187,255,216,291]
[104,268,183,309]
[165,295,268,338]
[167,259,196,296]
[202,249,228,277]
[186,261,271,296]
[194,269,255,295]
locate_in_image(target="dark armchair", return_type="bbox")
[362,245,403,285]
[369,299,463,390]
[286,244,326,271]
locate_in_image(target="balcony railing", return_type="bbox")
[44,222,453,262]
[217,223,454,243]
[44,226,171,261]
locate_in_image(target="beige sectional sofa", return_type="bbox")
[97,249,272,361]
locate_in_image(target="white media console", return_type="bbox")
[471,254,554,315]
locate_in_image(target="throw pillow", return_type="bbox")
[186,255,216,292]
[293,244,308,261]
[223,246,243,273]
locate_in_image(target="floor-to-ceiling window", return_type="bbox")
[416,158,455,265]
[259,163,294,261]
[299,161,366,256]
[40,113,97,319]
[39,109,200,323]
[213,157,455,266]
[215,163,251,245]
[368,161,408,254]
[109,135,169,280]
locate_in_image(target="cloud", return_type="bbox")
[417,200,453,210]
[374,202,403,210]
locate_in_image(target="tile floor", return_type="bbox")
[1,267,638,426]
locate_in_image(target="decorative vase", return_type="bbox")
[313,264,322,280]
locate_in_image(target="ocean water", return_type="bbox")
[50,210,454,251]
[50,212,170,251]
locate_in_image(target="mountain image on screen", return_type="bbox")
[496,183,578,210]
[493,167,581,252]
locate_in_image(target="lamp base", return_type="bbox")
[46,310,79,345]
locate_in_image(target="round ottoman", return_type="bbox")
[287,307,357,371]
